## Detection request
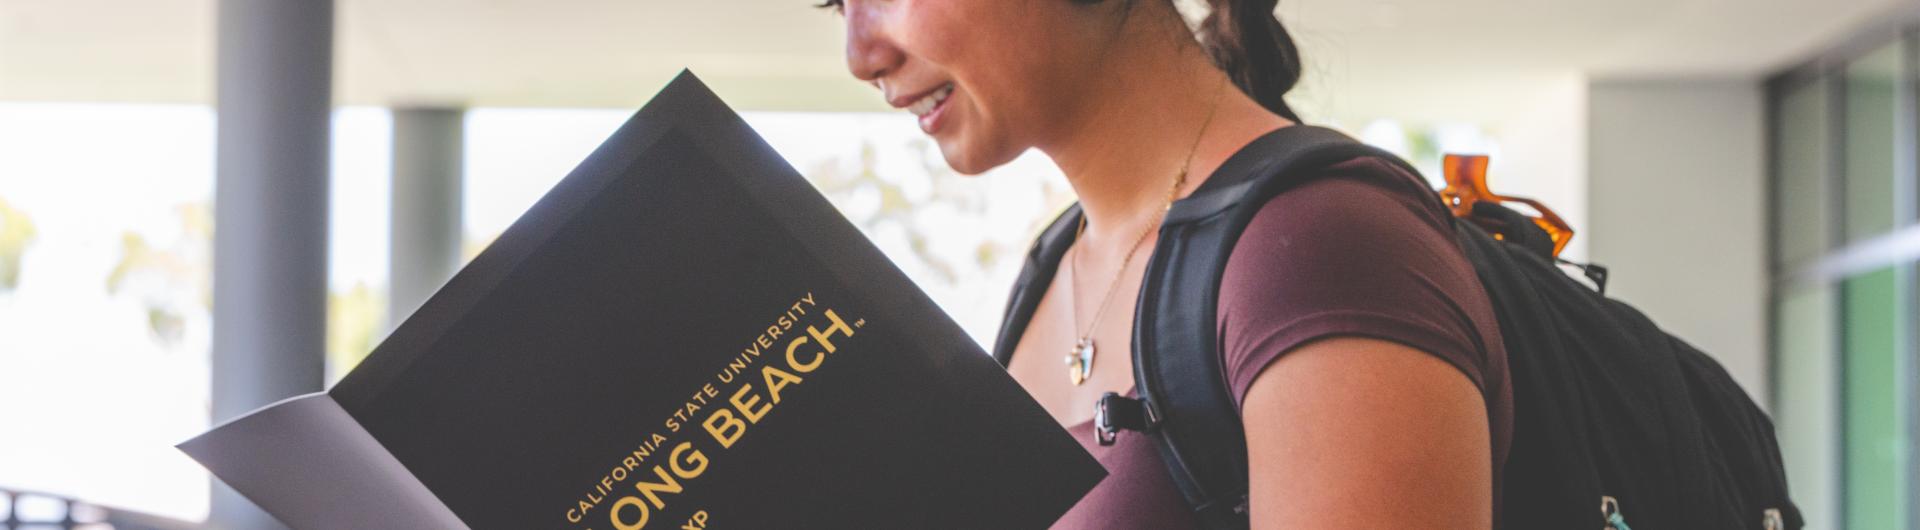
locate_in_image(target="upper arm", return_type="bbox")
[1240,336,1491,529]
[1215,163,1503,528]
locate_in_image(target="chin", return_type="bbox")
[935,136,1017,176]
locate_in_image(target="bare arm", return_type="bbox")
[1240,336,1492,529]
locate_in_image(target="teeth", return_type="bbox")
[907,84,953,117]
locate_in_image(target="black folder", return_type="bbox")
[181,70,1103,530]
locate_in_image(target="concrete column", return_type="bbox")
[388,107,465,329]
[210,0,333,528]
[1587,79,1766,402]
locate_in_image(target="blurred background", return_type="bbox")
[0,0,1915,528]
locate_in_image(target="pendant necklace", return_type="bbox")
[1065,76,1228,386]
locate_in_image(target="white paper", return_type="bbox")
[178,392,468,529]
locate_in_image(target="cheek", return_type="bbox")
[914,2,1055,106]
[899,0,1056,172]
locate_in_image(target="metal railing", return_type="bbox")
[1,488,196,530]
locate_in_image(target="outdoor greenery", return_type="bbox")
[0,196,35,292]
[326,282,383,377]
[805,137,1072,286]
[106,203,210,345]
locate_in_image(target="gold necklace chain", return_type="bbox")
[1065,75,1228,386]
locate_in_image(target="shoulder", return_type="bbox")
[1215,155,1499,407]
[1221,157,1464,299]
[1239,156,1454,243]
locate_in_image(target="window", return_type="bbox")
[0,104,215,522]
[1843,44,1911,242]
[1770,27,1920,530]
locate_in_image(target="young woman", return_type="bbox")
[824,1,1510,528]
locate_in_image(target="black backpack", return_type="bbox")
[990,125,1803,530]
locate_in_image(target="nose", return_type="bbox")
[843,1,904,85]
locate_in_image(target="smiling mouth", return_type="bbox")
[905,83,954,118]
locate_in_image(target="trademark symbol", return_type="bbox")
[855,318,866,328]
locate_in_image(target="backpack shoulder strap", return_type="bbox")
[987,125,1413,528]
[1134,125,1412,528]
[990,202,1083,367]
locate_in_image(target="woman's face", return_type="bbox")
[836,0,1109,174]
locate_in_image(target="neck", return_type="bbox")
[1036,21,1290,247]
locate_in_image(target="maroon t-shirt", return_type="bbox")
[1049,157,1513,529]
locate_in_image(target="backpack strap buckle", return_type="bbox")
[1094,392,1158,446]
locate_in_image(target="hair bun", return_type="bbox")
[1200,0,1303,122]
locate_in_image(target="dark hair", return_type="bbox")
[1073,0,1304,122]
[1194,0,1304,123]
[821,0,1303,122]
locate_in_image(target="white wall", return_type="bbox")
[1587,79,1769,406]
[1490,75,1592,261]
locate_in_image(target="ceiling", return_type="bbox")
[0,0,1911,121]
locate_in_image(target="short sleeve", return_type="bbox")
[1216,158,1500,411]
